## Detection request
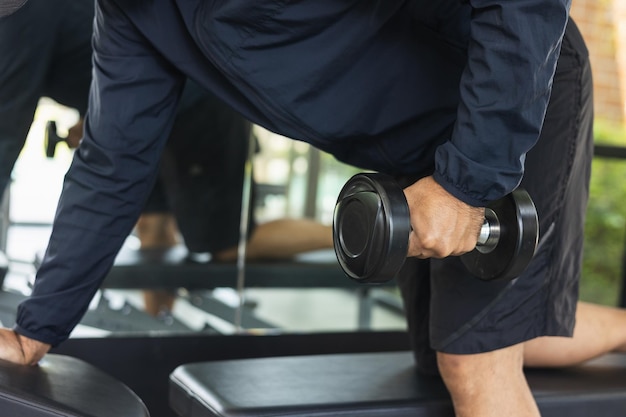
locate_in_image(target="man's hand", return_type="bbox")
[65,118,84,149]
[0,328,50,365]
[404,176,484,259]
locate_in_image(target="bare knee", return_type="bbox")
[436,346,538,417]
[437,352,486,396]
[438,347,524,389]
[135,213,179,248]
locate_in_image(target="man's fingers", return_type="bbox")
[407,221,481,259]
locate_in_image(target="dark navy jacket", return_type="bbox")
[15,0,571,346]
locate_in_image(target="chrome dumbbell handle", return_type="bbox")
[476,208,500,254]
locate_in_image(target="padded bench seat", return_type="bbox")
[0,353,149,417]
[169,351,626,417]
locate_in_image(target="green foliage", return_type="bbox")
[580,121,626,305]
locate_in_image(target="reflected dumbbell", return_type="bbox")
[44,120,67,158]
[333,173,539,283]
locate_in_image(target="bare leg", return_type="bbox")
[524,301,626,367]
[142,289,178,316]
[137,216,331,312]
[438,344,540,417]
[135,213,179,248]
[135,213,179,316]
[214,218,333,262]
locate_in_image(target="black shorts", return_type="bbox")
[396,19,594,374]
[142,82,255,254]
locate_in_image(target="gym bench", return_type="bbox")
[33,244,399,330]
[169,351,626,417]
[0,353,149,417]
[104,245,399,329]
[104,245,380,291]
[34,244,367,292]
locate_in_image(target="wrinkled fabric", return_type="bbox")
[0,0,28,18]
[17,0,573,347]
[397,18,593,372]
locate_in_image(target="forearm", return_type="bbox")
[13,0,185,348]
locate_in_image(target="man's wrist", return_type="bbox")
[15,332,51,365]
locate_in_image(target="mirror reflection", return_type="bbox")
[0,1,405,336]
[1,97,407,338]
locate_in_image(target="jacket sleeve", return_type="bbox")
[433,0,571,206]
[13,0,185,346]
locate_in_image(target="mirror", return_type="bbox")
[0,97,407,340]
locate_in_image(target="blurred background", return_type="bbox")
[570,0,626,305]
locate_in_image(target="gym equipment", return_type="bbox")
[108,245,399,328]
[105,245,397,330]
[44,120,67,158]
[0,353,149,417]
[333,173,539,283]
[169,351,626,417]
[32,243,401,332]
[104,245,370,290]
[53,331,410,417]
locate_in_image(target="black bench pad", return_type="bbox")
[0,353,149,417]
[169,351,626,417]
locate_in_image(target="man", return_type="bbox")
[0,1,623,416]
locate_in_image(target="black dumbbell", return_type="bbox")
[333,173,539,283]
[44,120,67,158]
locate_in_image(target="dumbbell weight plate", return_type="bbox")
[45,120,60,158]
[44,120,73,158]
[460,188,538,281]
[333,173,410,284]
